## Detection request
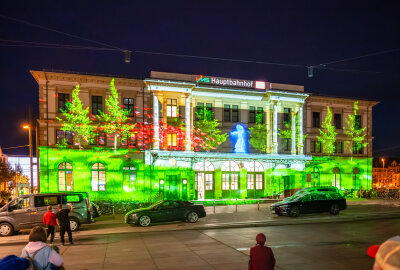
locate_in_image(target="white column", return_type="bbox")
[291,111,296,155]
[185,95,191,151]
[153,94,160,150]
[273,103,278,154]
[299,105,304,155]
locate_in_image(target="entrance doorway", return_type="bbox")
[194,160,215,200]
[166,175,179,199]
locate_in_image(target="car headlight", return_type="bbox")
[130,213,137,218]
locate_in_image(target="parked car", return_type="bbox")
[0,192,93,236]
[270,190,347,217]
[125,200,206,227]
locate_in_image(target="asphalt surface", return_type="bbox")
[1,218,399,269]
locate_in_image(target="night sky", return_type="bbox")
[0,1,399,158]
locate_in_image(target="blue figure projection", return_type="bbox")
[230,124,248,153]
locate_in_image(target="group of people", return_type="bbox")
[0,203,74,270]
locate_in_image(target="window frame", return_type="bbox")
[249,106,256,123]
[91,163,106,191]
[224,104,231,122]
[92,95,103,115]
[123,98,135,117]
[166,98,177,118]
[312,112,320,128]
[57,93,70,113]
[232,105,239,122]
[58,162,73,192]
[334,113,342,129]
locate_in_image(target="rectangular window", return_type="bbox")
[257,107,264,124]
[249,106,256,123]
[197,103,204,120]
[231,174,238,190]
[311,140,322,153]
[123,98,134,116]
[205,174,213,190]
[283,139,291,151]
[353,143,364,154]
[167,98,177,117]
[58,93,70,113]
[255,174,263,190]
[312,112,320,128]
[232,105,239,122]
[334,142,343,154]
[167,133,177,147]
[92,96,103,115]
[56,130,73,145]
[224,105,231,122]
[222,174,230,190]
[205,103,213,120]
[247,174,254,189]
[334,113,342,129]
[355,115,362,130]
[34,196,59,207]
[284,108,292,123]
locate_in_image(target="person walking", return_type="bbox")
[249,233,275,270]
[20,226,64,269]
[43,205,57,244]
[56,203,74,246]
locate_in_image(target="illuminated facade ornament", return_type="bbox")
[230,124,248,153]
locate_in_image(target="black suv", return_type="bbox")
[270,191,347,217]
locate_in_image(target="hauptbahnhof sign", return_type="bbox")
[196,75,266,90]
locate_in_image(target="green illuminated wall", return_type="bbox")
[39,147,372,202]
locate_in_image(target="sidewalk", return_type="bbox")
[1,199,399,245]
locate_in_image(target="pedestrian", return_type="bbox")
[56,203,74,246]
[20,226,64,270]
[368,235,400,270]
[249,233,275,270]
[43,205,57,244]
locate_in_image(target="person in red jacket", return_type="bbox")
[249,233,275,270]
[43,205,57,244]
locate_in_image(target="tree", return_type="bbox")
[344,101,368,156]
[317,106,337,155]
[99,79,136,152]
[57,84,95,147]
[249,113,268,153]
[193,110,228,152]
[0,159,14,186]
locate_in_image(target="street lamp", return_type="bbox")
[23,124,33,193]
[381,158,385,169]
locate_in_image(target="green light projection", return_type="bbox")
[40,147,372,202]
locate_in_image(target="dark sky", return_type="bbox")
[0,1,399,157]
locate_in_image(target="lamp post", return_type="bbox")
[23,124,33,193]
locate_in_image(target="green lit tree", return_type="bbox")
[316,106,337,155]
[56,85,95,147]
[99,79,136,152]
[344,101,368,156]
[278,121,292,140]
[249,114,268,153]
[194,110,228,152]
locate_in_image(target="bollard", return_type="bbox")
[236,199,238,213]
[112,205,115,215]
[213,200,215,214]
[258,200,260,211]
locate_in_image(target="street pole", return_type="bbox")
[36,121,40,193]
[28,126,33,193]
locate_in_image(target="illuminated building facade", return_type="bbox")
[372,160,400,189]
[31,70,377,201]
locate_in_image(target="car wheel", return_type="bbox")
[277,212,283,216]
[187,212,199,223]
[69,217,80,232]
[139,215,151,227]
[330,204,340,215]
[289,206,300,217]
[0,223,13,236]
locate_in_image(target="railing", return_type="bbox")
[190,198,279,213]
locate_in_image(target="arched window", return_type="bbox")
[58,162,73,191]
[194,160,215,199]
[123,165,136,192]
[246,161,264,192]
[332,167,341,189]
[222,161,240,192]
[92,163,106,191]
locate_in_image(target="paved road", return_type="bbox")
[1,218,399,270]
